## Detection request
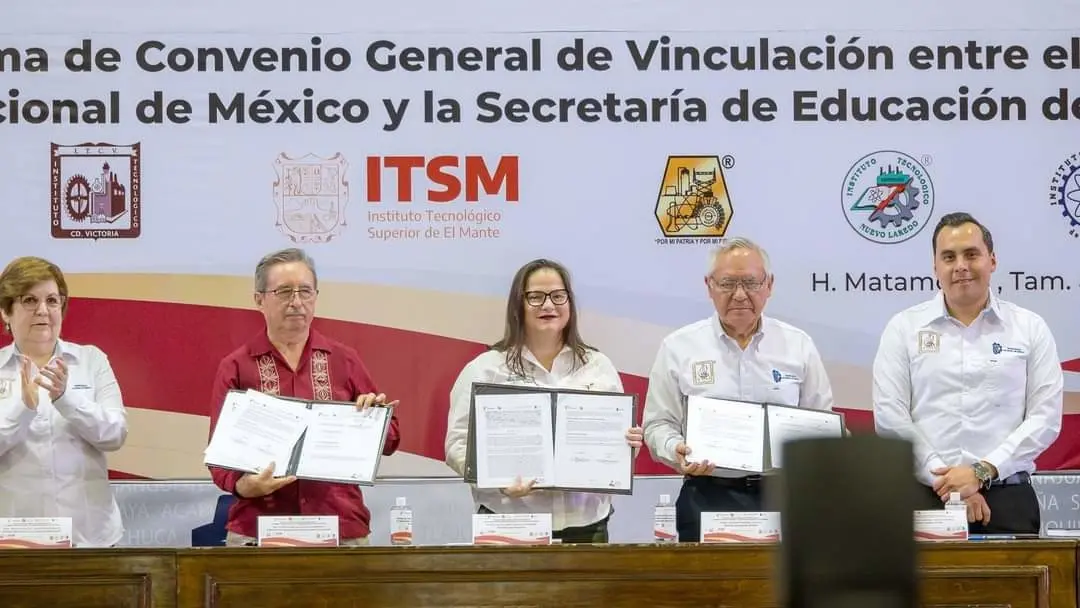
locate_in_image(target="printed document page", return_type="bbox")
[684,395,765,473]
[474,392,555,489]
[204,390,309,477]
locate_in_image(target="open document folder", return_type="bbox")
[463,382,637,494]
[683,395,845,474]
[203,389,393,485]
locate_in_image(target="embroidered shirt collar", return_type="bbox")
[247,329,334,359]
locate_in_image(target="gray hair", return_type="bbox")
[254,248,318,292]
[705,237,772,276]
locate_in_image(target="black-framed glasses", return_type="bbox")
[524,289,569,307]
[708,276,767,294]
[262,286,318,302]
[17,294,66,311]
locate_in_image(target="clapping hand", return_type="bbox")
[36,357,68,402]
[18,356,38,410]
[17,356,67,408]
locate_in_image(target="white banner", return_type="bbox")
[1,0,1077,479]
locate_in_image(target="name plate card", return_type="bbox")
[700,511,781,543]
[914,510,968,541]
[472,513,553,545]
[257,515,340,547]
[0,517,72,548]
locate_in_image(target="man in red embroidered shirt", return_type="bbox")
[207,247,401,546]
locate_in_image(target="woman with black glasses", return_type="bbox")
[444,258,642,543]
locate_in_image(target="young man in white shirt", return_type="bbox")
[642,238,835,542]
[873,212,1063,534]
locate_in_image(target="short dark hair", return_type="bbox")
[931,212,994,255]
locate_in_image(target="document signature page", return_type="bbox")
[553,393,633,491]
[293,404,389,483]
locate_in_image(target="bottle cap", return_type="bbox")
[660,494,671,503]
[949,491,961,502]
[396,496,407,507]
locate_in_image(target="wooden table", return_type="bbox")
[0,541,1072,607]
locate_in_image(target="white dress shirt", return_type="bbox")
[0,340,128,547]
[639,317,833,477]
[445,346,624,531]
[873,292,1063,487]
[642,314,835,476]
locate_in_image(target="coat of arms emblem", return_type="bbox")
[273,152,349,243]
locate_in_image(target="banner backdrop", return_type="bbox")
[1,0,1078,479]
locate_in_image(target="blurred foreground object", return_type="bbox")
[771,435,922,608]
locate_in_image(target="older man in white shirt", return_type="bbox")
[642,237,835,542]
[873,212,1063,535]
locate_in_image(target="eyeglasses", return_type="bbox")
[17,294,66,311]
[262,286,318,302]
[708,277,768,294]
[524,289,569,307]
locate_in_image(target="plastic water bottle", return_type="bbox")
[944,491,965,514]
[390,496,413,546]
[653,494,677,543]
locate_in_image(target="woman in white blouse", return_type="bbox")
[445,258,643,543]
[0,256,128,547]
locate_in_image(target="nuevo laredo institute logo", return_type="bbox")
[841,150,935,245]
[273,152,350,244]
[51,143,141,239]
[653,155,735,243]
[1050,152,1080,239]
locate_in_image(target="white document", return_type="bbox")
[293,404,389,483]
[552,392,634,491]
[204,390,310,477]
[684,396,766,473]
[474,392,555,489]
[766,406,843,468]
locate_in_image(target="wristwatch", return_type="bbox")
[972,462,994,490]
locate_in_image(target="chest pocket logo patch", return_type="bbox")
[691,361,715,385]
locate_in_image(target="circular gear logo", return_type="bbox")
[1050,152,1080,239]
[841,150,935,245]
